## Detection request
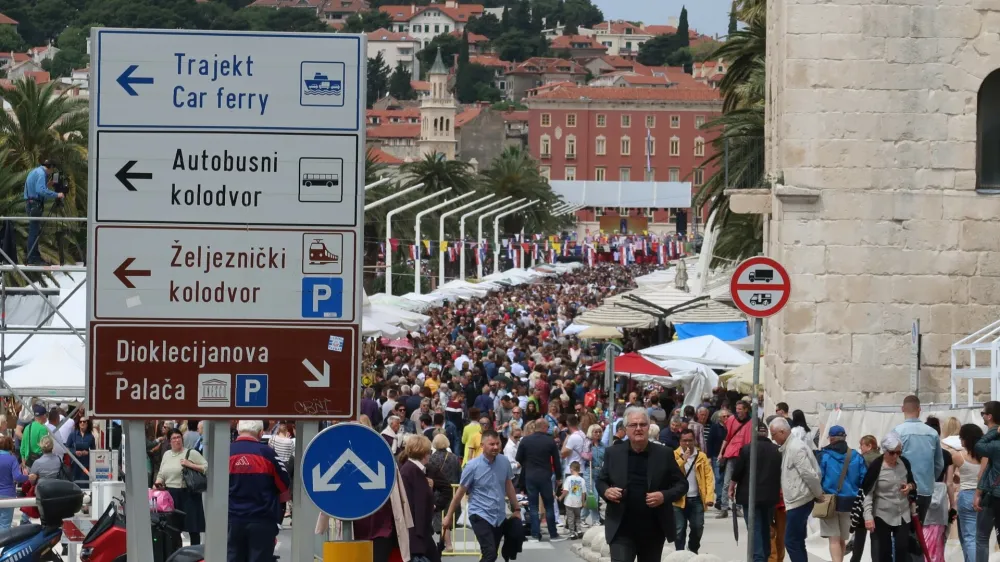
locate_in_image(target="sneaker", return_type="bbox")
[550,535,568,542]
[528,536,540,543]
[715,509,729,519]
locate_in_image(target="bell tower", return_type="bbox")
[419,48,458,159]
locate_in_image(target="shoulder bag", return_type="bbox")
[182,449,208,493]
[812,449,853,519]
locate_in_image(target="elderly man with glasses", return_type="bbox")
[597,406,688,562]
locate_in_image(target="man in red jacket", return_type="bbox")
[229,420,291,562]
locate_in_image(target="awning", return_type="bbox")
[591,352,670,377]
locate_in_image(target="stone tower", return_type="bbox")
[753,0,1000,410]
[419,48,458,160]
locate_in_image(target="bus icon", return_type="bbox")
[298,157,344,203]
[302,173,339,188]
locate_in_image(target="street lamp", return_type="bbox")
[385,188,452,296]
[439,194,495,286]
[412,192,476,294]
[364,182,425,211]
[458,197,512,282]
[493,200,540,274]
[477,199,527,279]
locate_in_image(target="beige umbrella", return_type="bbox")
[577,325,623,339]
[719,362,758,393]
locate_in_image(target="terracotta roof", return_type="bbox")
[593,21,647,35]
[642,25,676,36]
[666,67,712,89]
[3,53,31,63]
[550,35,606,51]
[249,0,325,7]
[22,70,49,84]
[367,108,421,121]
[367,123,421,138]
[600,55,637,69]
[527,81,577,95]
[369,147,404,165]
[449,30,489,43]
[368,28,418,42]
[0,13,17,25]
[411,80,430,92]
[530,86,721,102]
[502,110,529,122]
[379,3,484,23]
[469,55,512,69]
[454,106,482,128]
[508,57,587,76]
[30,46,51,54]
[321,0,367,13]
[621,74,671,86]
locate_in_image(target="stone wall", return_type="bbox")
[765,0,1000,411]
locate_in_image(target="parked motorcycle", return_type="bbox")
[80,495,182,562]
[0,479,83,562]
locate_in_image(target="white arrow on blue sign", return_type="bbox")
[301,422,397,520]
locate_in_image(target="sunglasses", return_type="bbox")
[885,450,901,456]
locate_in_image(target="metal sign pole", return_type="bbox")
[123,421,154,562]
[203,421,230,562]
[746,317,763,562]
[292,421,321,562]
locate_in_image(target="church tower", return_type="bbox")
[419,48,458,160]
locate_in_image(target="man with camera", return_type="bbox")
[23,159,63,266]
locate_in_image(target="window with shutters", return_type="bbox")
[595,167,606,181]
[694,137,705,157]
[621,136,631,156]
[595,136,606,156]
[541,113,551,127]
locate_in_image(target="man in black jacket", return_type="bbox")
[729,421,783,562]
[598,406,688,562]
[515,418,564,541]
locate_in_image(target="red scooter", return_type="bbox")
[80,497,182,562]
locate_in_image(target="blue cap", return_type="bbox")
[829,425,847,437]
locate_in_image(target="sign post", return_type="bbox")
[87,28,366,562]
[730,256,791,562]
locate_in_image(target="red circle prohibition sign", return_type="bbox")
[730,256,792,318]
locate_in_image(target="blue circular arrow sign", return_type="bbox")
[301,422,398,520]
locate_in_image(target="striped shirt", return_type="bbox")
[269,435,294,462]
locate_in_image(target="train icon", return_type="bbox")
[309,239,340,265]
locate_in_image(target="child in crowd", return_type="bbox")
[560,461,587,539]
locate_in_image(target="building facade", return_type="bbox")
[757,0,1000,409]
[526,86,721,223]
[367,29,421,76]
[380,1,484,47]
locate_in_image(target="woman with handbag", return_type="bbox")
[154,428,208,546]
[860,432,918,562]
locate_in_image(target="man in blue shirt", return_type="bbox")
[23,160,62,265]
[894,394,944,520]
[443,429,521,562]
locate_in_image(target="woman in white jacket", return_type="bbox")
[770,417,826,562]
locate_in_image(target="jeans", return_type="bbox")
[958,489,976,562]
[975,500,1000,562]
[526,476,558,539]
[470,515,504,562]
[720,459,736,511]
[25,199,44,264]
[743,504,775,562]
[674,497,705,553]
[712,458,724,509]
[0,506,12,531]
[785,501,814,562]
[227,520,279,562]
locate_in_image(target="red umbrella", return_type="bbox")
[382,338,413,349]
[591,352,670,377]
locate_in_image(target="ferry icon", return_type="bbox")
[303,73,342,96]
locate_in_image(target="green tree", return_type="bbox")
[0,79,88,270]
[728,3,738,36]
[340,9,393,33]
[562,0,602,28]
[512,0,531,30]
[401,153,478,196]
[676,6,690,48]
[367,51,391,107]
[690,38,722,62]
[466,13,502,39]
[479,146,568,235]
[493,29,547,62]
[388,62,417,100]
[636,34,676,66]
[695,0,766,266]
[0,26,26,52]
[456,64,503,102]
[416,33,461,78]
[562,22,578,35]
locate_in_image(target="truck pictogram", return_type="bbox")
[748,269,773,282]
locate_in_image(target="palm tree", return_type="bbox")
[695,1,766,266]
[479,145,569,236]
[0,80,88,281]
[400,152,477,196]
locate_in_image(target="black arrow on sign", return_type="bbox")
[114,257,151,289]
[115,160,152,192]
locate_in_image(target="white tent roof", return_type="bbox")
[639,335,751,370]
[369,292,433,313]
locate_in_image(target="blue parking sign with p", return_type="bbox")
[236,374,268,407]
[302,277,344,318]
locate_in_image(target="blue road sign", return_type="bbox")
[301,277,344,318]
[235,374,268,407]
[302,423,397,520]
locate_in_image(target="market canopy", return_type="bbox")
[639,335,751,370]
[591,352,670,377]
